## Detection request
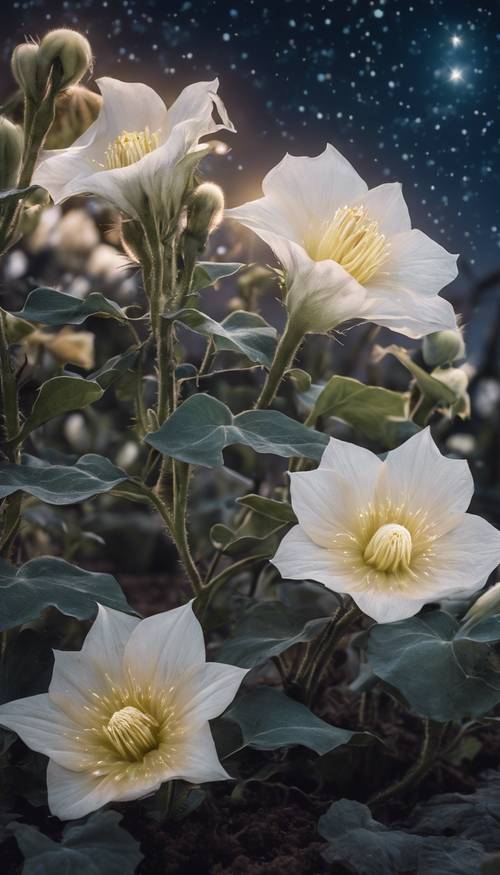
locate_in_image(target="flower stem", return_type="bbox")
[255,319,303,409]
[368,718,446,807]
[292,604,360,705]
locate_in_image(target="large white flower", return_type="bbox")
[272,428,500,623]
[0,602,247,820]
[225,145,458,339]
[33,77,234,227]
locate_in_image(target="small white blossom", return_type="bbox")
[272,428,500,623]
[0,602,247,819]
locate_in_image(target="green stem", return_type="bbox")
[255,319,303,409]
[171,462,202,594]
[369,719,446,807]
[412,394,436,427]
[293,604,360,705]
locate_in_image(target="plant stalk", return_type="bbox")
[255,319,303,409]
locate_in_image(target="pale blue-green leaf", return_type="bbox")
[11,288,126,326]
[18,377,103,441]
[191,261,243,292]
[0,454,129,504]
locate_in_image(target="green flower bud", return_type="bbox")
[463,581,500,625]
[432,366,470,418]
[0,116,23,189]
[422,329,465,368]
[11,43,40,101]
[37,29,92,92]
[45,85,102,149]
[185,182,224,251]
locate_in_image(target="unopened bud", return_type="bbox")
[11,43,40,101]
[185,183,224,251]
[0,116,24,189]
[37,29,92,92]
[423,329,465,368]
[463,582,500,625]
[45,85,102,149]
[432,366,470,418]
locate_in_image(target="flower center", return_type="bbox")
[104,705,159,761]
[311,205,390,284]
[104,127,160,170]
[363,523,412,574]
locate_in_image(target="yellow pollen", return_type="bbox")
[311,205,390,284]
[104,705,159,762]
[363,523,412,574]
[104,127,160,170]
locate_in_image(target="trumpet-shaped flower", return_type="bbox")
[33,77,234,230]
[0,602,247,820]
[272,428,500,623]
[225,145,458,339]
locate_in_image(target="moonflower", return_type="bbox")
[0,602,247,819]
[225,145,458,339]
[272,428,500,623]
[33,77,234,229]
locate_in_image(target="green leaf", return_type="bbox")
[306,376,409,442]
[0,454,129,504]
[145,394,328,468]
[236,494,297,523]
[224,687,357,754]
[0,185,42,205]
[18,377,103,441]
[368,610,500,722]
[166,308,277,365]
[0,555,132,631]
[191,261,243,292]
[375,344,457,405]
[10,810,143,875]
[210,511,286,558]
[90,349,139,390]
[11,288,126,326]
[318,799,485,875]
[218,601,327,668]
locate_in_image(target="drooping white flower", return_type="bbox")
[272,428,500,623]
[225,145,458,339]
[0,602,247,820]
[33,77,234,230]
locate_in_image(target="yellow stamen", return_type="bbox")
[363,523,412,574]
[310,205,390,284]
[104,705,159,761]
[104,127,160,170]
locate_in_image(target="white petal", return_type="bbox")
[0,694,92,770]
[177,662,247,729]
[319,436,383,506]
[271,525,357,594]
[380,428,474,534]
[225,198,300,247]
[173,724,230,783]
[377,229,459,298]
[49,605,138,714]
[166,78,235,135]
[360,284,457,339]
[350,589,427,624]
[423,513,500,599]
[262,144,368,230]
[47,760,122,820]
[124,601,205,691]
[289,468,359,547]
[352,183,411,237]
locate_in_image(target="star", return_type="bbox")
[450,68,463,82]
[451,35,462,47]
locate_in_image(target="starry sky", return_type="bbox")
[1,0,499,283]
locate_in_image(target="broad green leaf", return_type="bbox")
[2,311,34,345]
[145,394,328,467]
[210,512,286,558]
[375,344,457,405]
[10,810,143,875]
[224,687,357,754]
[318,799,484,875]
[0,454,129,504]
[191,261,243,292]
[18,377,103,440]
[0,555,132,631]
[90,348,139,390]
[368,610,500,722]
[11,288,126,326]
[218,601,327,668]
[236,494,296,523]
[305,376,409,443]
[166,308,277,365]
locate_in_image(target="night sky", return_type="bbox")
[1,0,499,285]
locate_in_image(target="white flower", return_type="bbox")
[272,428,500,623]
[225,145,458,339]
[0,602,247,820]
[33,77,234,229]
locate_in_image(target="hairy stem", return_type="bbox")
[292,604,360,705]
[255,319,303,409]
[369,719,446,807]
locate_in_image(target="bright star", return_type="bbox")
[450,68,463,82]
[451,35,462,47]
